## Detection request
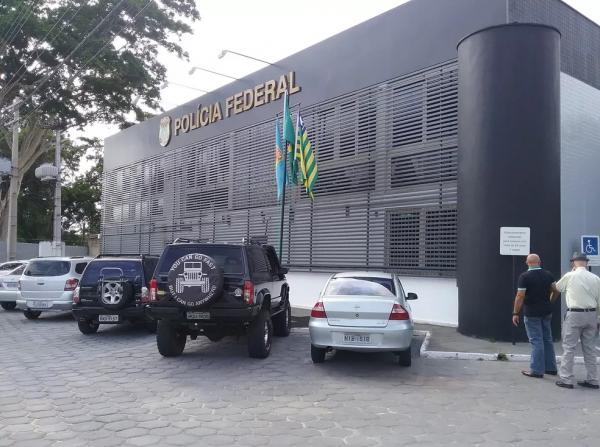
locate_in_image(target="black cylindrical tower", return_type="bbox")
[457,24,561,341]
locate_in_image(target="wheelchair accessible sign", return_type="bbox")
[581,235,600,266]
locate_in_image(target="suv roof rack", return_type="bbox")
[172,238,209,244]
[95,253,157,258]
[242,236,268,245]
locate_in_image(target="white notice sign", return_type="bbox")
[500,227,531,256]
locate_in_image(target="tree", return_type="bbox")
[0,0,199,237]
[14,136,95,244]
[61,138,103,244]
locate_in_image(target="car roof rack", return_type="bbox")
[96,253,157,257]
[172,238,208,244]
[242,236,268,245]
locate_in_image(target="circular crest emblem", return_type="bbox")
[158,116,172,147]
[167,253,224,307]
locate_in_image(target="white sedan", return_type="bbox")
[309,271,417,366]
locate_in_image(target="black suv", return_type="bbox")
[72,254,159,334]
[146,239,291,359]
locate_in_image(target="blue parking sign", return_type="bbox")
[581,235,599,256]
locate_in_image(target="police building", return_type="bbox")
[103,0,600,340]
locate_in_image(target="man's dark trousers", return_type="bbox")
[524,314,557,375]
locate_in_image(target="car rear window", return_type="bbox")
[324,277,396,297]
[25,260,70,277]
[80,261,144,286]
[9,265,26,275]
[157,246,244,275]
[0,262,21,271]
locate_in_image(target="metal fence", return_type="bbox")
[0,242,88,262]
[102,60,458,277]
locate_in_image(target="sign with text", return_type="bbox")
[500,227,530,256]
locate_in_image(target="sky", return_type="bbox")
[81,0,600,147]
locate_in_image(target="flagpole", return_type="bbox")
[278,122,288,260]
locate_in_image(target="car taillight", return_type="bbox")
[389,303,409,320]
[311,301,327,318]
[243,280,254,305]
[148,278,157,302]
[64,278,79,291]
[72,287,80,304]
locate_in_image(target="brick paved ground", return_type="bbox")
[0,309,599,447]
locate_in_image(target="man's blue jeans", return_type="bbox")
[524,315,557,375]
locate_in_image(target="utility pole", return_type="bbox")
[53,129,62,246]
[6,98,20,261]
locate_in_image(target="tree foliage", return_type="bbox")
[0,0,199,237]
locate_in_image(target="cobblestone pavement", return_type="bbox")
[1,310,599,447]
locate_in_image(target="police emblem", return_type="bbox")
[158,116,172,147]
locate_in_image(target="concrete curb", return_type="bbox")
[293,328,599,364]
[418,330,600,364]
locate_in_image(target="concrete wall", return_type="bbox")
[287,271,458,327]
[0,242,87,261]
[560,73,600,275]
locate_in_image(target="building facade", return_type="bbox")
[103,0,600,339]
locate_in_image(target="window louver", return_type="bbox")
[102,61,458,277]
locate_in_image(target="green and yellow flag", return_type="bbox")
[294,112,318,199]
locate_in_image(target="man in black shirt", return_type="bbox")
[512,253,558,378]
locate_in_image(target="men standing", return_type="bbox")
[554,253,600,389]
[513,254,558,378]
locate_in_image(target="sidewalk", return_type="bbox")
[417,323,600,362]
[292,307,600,361]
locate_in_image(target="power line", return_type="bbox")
[1,2,86,95]
[15,0,129,116]
[0,1,31,46]
[20,0,154,129]
[0,1,36,56]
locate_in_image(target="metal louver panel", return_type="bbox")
[102,60,458,277]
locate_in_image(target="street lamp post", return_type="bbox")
[188,66,240,81]
[217,50,274,66]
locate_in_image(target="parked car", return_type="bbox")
[0,262,28,310]
[309,271,417,366]
[0,260,28,276]
[72,254,159,334]
[145,238,290,358]
[17,257,92,319]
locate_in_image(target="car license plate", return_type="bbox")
[98,315,119,323]
[343,334,372,344]
[27,300,51,309]
[186,312,210,320]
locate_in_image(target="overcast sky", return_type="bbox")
[82,0,600,144]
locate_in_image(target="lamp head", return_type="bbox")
[188,67,197,75]
[218,50,228,59]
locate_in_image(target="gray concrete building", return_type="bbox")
[103,0,600,340]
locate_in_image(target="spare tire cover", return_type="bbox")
[167,253,224,308]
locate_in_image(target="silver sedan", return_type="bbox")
[309,271,417,366]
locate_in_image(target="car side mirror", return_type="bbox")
[406,292,418,300]
[279,267,289,275]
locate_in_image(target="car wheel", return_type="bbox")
[311,345,327,363]
[272,300,291,337]
[78,319,100,335]
[156,320,187,357]
[1,302,16,310]
[396,346,411,367]
[248,309,272,358]
[23,310,41,320]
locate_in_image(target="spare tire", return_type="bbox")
[99,280,133,310]
[166,253,224,308]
